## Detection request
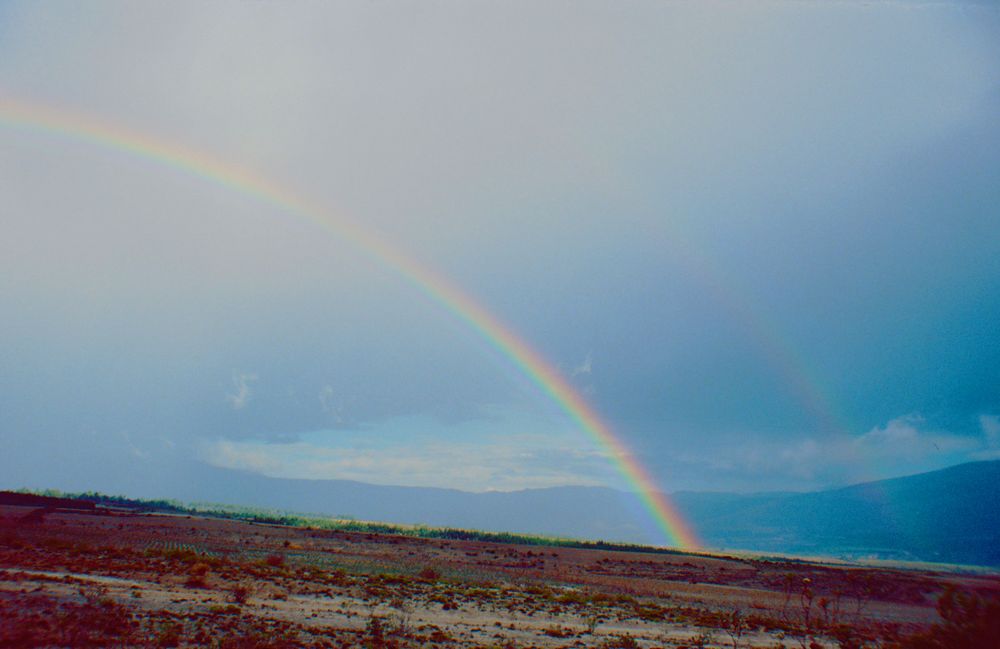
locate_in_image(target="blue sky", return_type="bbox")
[1,1,998,496]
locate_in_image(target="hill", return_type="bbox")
[12,460,999,566]
[147,460,1000,566]
[675,460,1000,566]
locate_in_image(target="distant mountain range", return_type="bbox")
[673,460,1000,566]
[166,460,1000,567]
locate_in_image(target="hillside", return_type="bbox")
[143,460,1000,567]
[675,460,1000,566]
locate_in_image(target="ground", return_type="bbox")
[1,504,997,648]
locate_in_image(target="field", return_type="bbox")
[1,503,997,648]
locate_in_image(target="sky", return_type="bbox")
[1,1,999,499]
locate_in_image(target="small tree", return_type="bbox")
[725,608,749,649]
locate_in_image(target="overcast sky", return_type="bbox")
[2,1,998,497]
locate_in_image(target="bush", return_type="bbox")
[184,562,210,588]
[899,587,1000,648]
[599,635,640,649]
[154,622,183,647]
[418,566,441,581]
[230,584,252,605]
[543,625,573,638]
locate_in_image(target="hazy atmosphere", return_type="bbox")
[2,0,999,500]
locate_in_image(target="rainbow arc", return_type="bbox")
[0,96,700,549]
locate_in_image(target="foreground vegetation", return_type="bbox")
[1,496,998,648]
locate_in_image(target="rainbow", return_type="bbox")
[0,97,700,549]
[660,236,846,436]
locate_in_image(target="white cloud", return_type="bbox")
[199,434,616,492]
[226,372,257,410]
[975,414,1000,459]
[120,431,149,460]
[201,439,282,475]
[317,384,345,423]
[980,414,1000,441]
[571,353,593,377]
[852,413,973,460]
[677,414,991,490]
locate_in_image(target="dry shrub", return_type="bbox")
[599,635,640,649]
[184,562,210,588]
[543,625,574,638]
[230,584,253,605]
[1,590,138,647]
[899,588,1000,649]
[154,622,183,648]
[418,566,441,581]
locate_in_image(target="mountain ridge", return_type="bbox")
[139,459,1000,566]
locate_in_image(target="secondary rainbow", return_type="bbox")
[0,96,700,549]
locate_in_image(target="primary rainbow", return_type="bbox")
[0,96,700,549]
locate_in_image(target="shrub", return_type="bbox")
[163,548,200,563]
[365,614,385,647]
[418,566,441,581]
[543,625,574,638]
[599,635,640,649]
[154,622,183,648]
[899,587,1000,648]
[230,584,252,605]
[185,562,210,588]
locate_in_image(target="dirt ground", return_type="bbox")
[1,504,997,648]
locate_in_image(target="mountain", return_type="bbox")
[167,463,656,543]
[118,460,1000,567]
[674,460,1000,566]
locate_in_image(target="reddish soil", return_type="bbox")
[1,504,997,648]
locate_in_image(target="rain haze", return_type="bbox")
[2,0,999,508]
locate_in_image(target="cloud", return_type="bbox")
[120,431,149,460]
[571,353,593,377]
[198,428,617,492]
[318,385,334,411]
[226,372,257,410]
[852,413,977,461]
[317,384,347,423]
[673,413,993,491]
[975,414,1000,459]
[980,414,1000,441]
[1,1,996,497]
[201,439,282,476]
